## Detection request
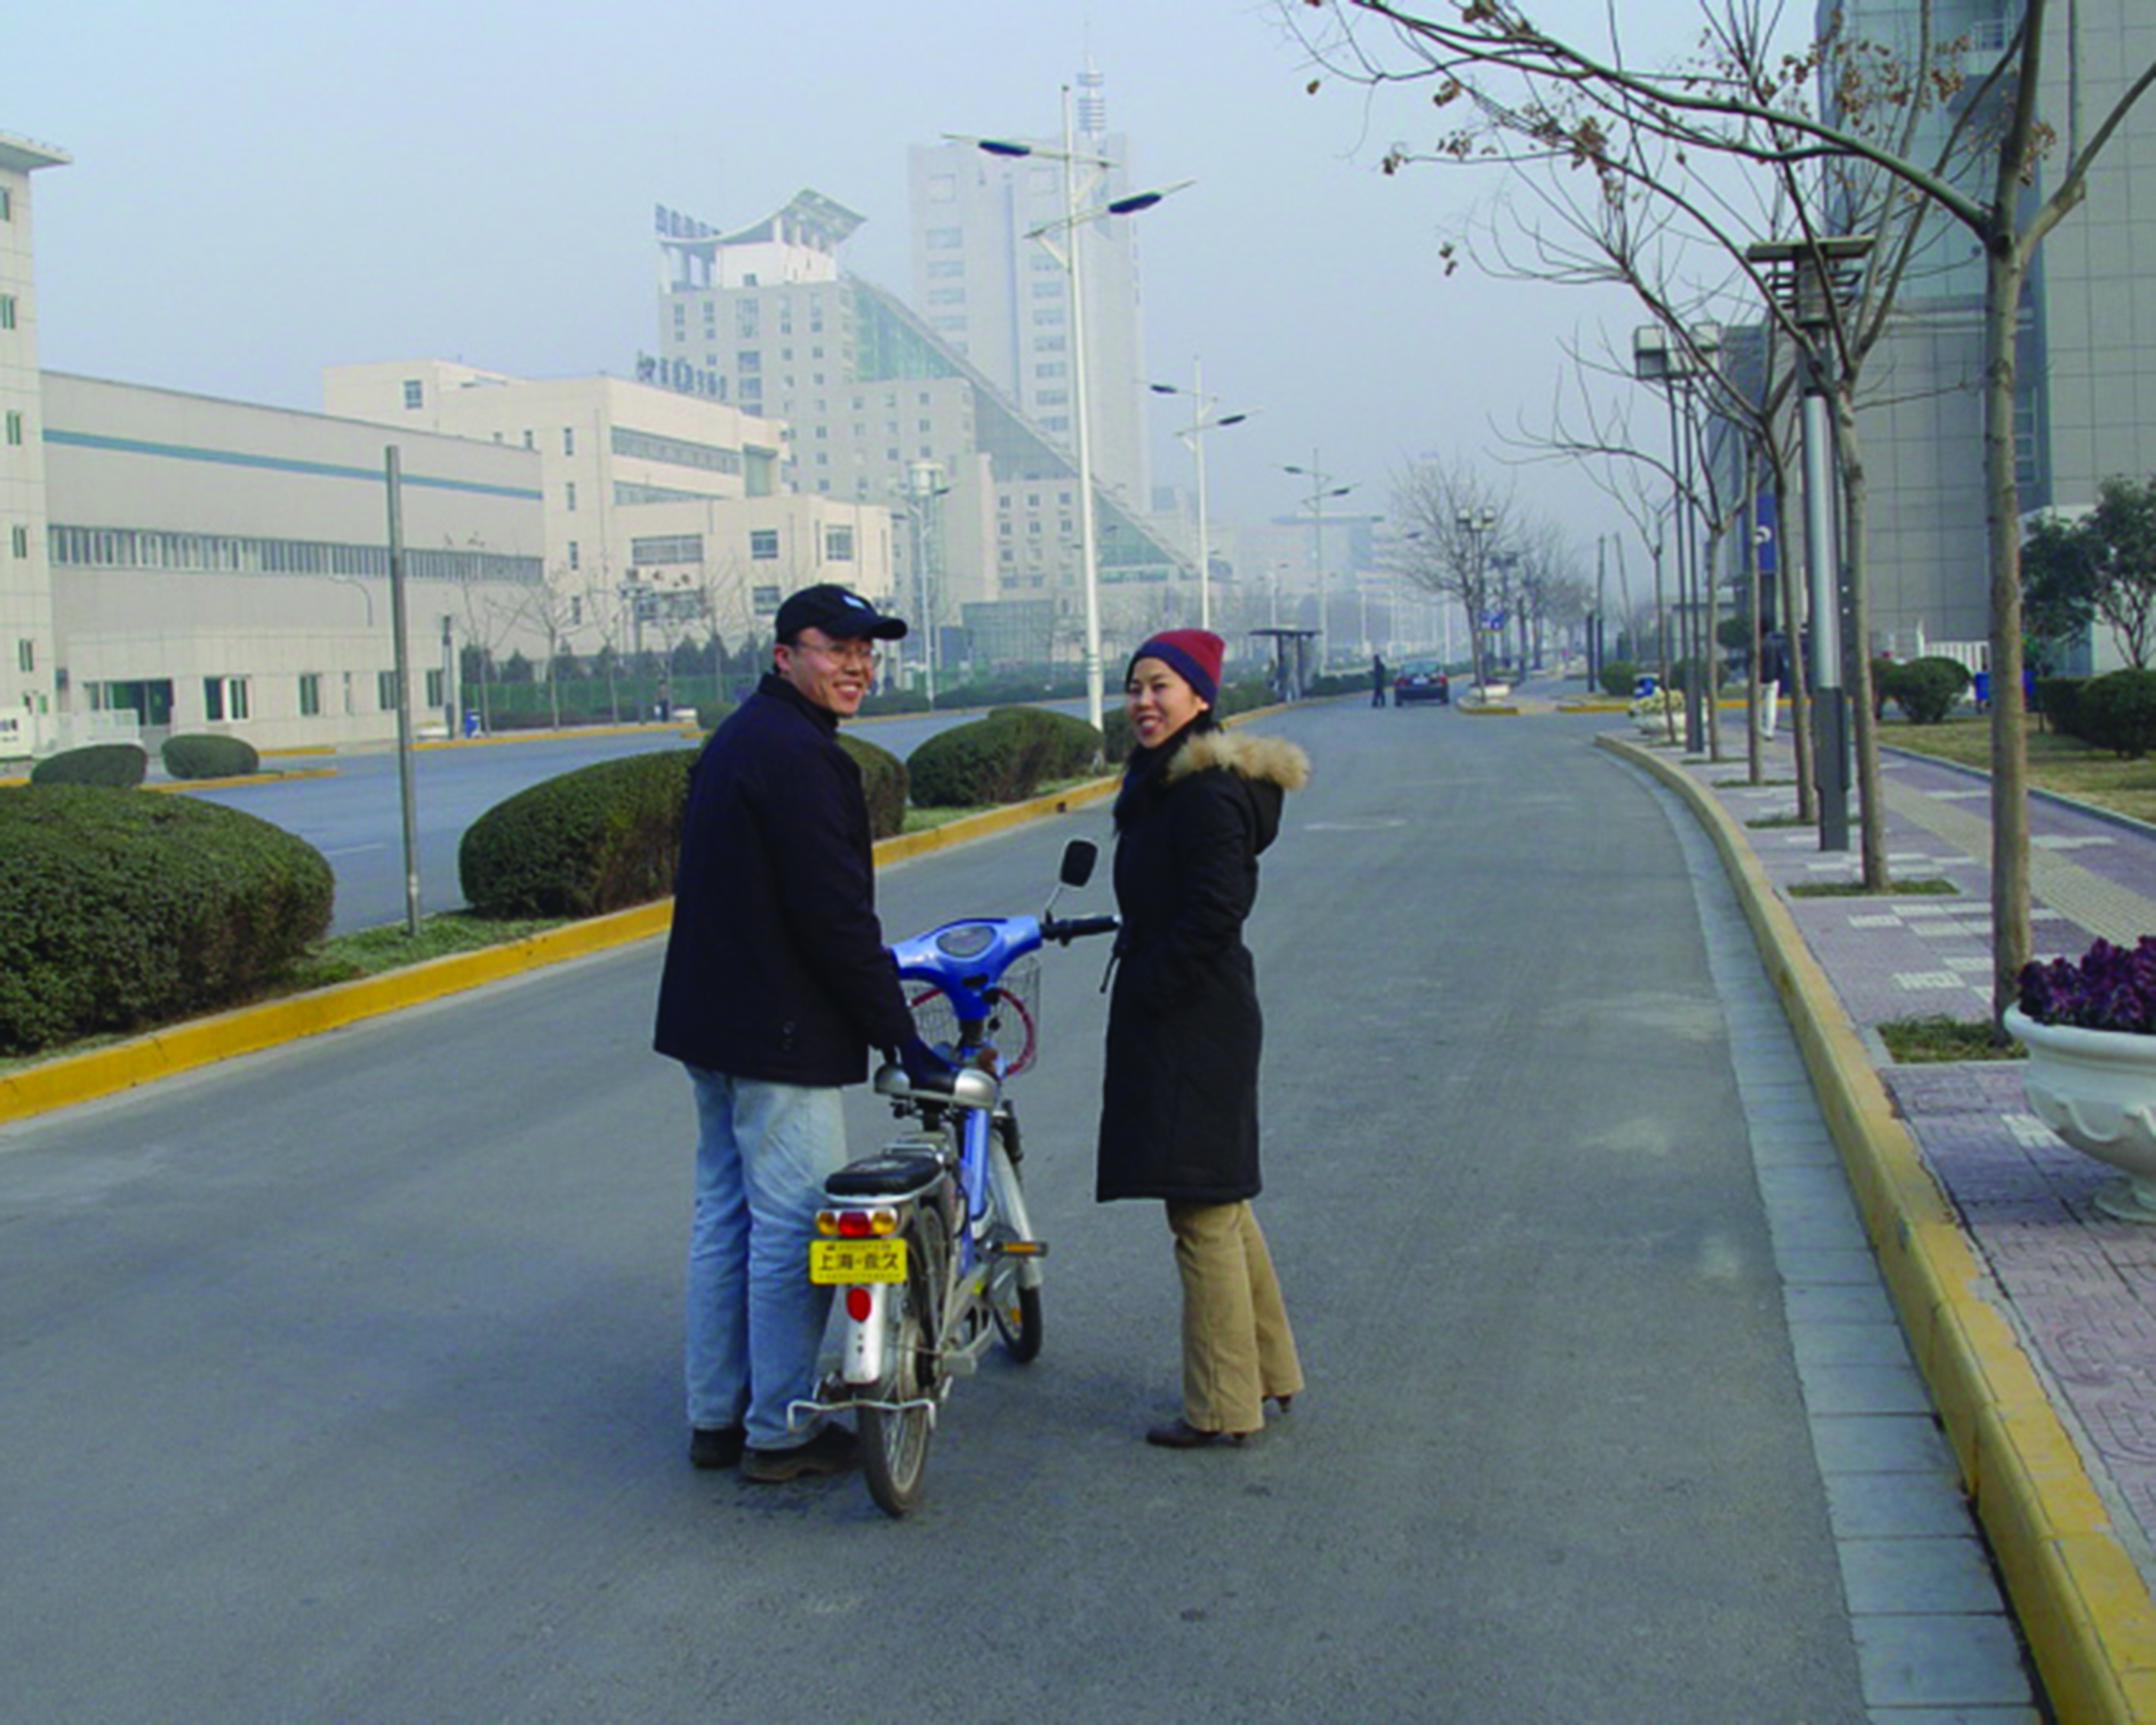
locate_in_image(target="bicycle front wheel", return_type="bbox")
[860,1210,946,1518]
[985,1121,1044,1363]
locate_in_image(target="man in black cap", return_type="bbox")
[655,583,946,1482]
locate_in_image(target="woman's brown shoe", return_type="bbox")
[1268,1394,1295,1414]
[1146,1417,1250,1448]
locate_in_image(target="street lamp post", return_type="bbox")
[1149,362,1250,632]
[1283,454,1355,669]
[1633,321,1720,754]
[898,460,951,704]
[1457,506,1496,688]
[1747,236,1874,853]
[966,101,1190,735]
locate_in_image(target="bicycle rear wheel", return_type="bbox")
[860,1208,947,1518]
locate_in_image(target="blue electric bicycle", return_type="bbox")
[793,839,1115,1517]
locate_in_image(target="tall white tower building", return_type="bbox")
[907,66,1153,515]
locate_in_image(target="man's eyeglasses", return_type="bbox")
[793,638,878,668]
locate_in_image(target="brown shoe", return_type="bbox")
[1145,1417,1250,1449]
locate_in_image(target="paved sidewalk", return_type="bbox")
[1612,725,2156,1722]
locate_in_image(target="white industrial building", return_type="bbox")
[1,121,900,763]
[43,370,550,753]
[0,130,67,757]
[323,359,896,662]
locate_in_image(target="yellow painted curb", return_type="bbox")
[147,767,339,793]
[1600,732,2156,1724]
[0,904,671,1123]
[874,773,1118,865]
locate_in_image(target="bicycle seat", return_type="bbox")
[825,1149,947,1200]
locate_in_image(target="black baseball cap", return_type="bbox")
[774,583,908,643]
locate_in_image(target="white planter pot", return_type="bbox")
[2004,1004,2156,1223]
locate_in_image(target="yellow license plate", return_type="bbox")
[809,1238,908,1284]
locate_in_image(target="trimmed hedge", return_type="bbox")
[460,750,697,918]
[1879,656,1973,724]
[162,732,262,780]
[29,743,148,788]
[2077,668,2156,758]
[839,733,908,840]
[857,689,933,717]
[2035,676,2086,735]
[1599,660,1641,699]
[908,706,1104,807]
[0,785,333,1054]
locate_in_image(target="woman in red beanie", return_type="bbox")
[1097,630,1309,1447]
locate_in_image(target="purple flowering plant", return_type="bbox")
[2017,936,2156,1034]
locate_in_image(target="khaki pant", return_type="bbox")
[1164,1200,1304,1433]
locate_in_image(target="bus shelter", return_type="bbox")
[1248,627,1320,703]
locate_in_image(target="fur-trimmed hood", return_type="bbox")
[1163,727,1312,794]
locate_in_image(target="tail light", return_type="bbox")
[815,1206,900,1238]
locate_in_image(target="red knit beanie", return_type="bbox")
[1128,629,1225,706]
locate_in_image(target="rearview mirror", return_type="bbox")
[1059,837,1098,889]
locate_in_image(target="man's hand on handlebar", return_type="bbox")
[894,1034,958,1090]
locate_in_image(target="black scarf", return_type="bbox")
[1112,714,1215,832]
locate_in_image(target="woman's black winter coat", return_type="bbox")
[1095,722,1310,1205]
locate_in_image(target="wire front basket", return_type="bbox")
[908,954,1042,1076]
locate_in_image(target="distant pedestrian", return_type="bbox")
[1759,632,1787,741]
[1370,653,1388,708]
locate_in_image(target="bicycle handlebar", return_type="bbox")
[1040,914,1120,945]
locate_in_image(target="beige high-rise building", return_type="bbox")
[653,188,1190,675]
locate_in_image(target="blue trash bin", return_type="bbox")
[463,709,482,737]
[1972,671,1991,711]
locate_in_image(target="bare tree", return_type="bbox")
[1289,0,2156,1012]
[1388,458,1514,692]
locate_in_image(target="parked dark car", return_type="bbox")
[1393,658,1450,706]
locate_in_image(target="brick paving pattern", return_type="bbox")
[1661,733,2156,1576]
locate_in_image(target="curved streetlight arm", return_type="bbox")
[948,131,1117,172]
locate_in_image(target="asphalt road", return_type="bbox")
[181,705,1038,936]
[0,702,1870,1723]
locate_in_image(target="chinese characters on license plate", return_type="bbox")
[809,1238,908,1284]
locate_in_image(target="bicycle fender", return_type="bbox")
[840,1284,891,1384]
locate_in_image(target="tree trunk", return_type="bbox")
[1837,390,1891,889]
[1703,522,1726,762]
[1745,461,1763,786]
[1987,237,2034,1022]
[1653,546,1677,745]
[1776,466,1818,821]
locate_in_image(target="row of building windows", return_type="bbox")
[625,527,854,564]
[609,426,744,475]
[49,525,544,586]
[92,669,453,725]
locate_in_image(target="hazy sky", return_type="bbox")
[11,0,1662,550]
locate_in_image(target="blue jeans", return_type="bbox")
[683,1068,848,1450]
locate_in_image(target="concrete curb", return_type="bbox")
[0,773,1121,1127]
[1601,731,2156,1724]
